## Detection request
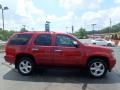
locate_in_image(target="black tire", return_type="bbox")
[87,59,107,78]
[107,43,112,47]
[17,57,35,76]
[93,43,96,45]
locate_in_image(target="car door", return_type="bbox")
[53,34,82,66]
[96,39,107,46]
[32,34,54,65]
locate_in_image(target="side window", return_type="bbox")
[34,34,52,46]
[9,34,32,45]
[56,35,75,47]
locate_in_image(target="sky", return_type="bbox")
[0,0,120,33]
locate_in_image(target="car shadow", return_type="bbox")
[3,68,120,84]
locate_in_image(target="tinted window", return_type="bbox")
[9,34,32,45]
[96,39,104,41]
[56,35,75,47]
[34,34,52,46]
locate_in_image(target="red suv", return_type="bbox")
[4,32,116,78]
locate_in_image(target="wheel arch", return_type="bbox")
[86,56,109,70]
[15,53,36,69]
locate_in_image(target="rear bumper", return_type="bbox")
[109,58,116,71]
[4,55,15,64]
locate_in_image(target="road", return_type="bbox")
[0,40,120,90]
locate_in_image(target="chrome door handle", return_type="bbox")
[32,48,39,51]
[54,50,62,52]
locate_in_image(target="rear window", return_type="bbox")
[9,34,32,45]
[34,34,52,46]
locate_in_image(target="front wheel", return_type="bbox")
[88,59,107,78]
[17,57,34,76]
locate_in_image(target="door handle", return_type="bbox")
[32,48,39,51]
[54,50,62,52]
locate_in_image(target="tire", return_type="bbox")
[17,57,35,76]
[88,59,107,78]
[93,43,96,45]
[107,43,112,47]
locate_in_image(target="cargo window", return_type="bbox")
[9,34,32,45]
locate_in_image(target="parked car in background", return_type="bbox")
[91,39,115,47]
[4,32,116,78]
[0,40,6,45]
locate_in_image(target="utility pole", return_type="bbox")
[71,25,74,34]
[91,24,96,36]
[0,4,8,30]
[109,18,112,39]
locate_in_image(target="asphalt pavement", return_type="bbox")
[0,40,120,90]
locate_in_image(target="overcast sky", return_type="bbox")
[0,0,120,32]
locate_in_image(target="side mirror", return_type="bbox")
[73,41,79,48]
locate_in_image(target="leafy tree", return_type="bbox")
[0,28,15,41]
[73,27,87,39]
[87,23,120,35]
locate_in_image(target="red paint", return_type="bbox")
[4,32,116,71]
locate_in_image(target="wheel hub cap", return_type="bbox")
[19,60,32,74]
[90,62,105,77]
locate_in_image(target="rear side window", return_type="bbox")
[34,34,52,46]
[9,34,32,45]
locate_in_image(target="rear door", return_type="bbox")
[32,34,54,65]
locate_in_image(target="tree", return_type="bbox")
[87,22,120,35]
[0,29,15,41]
[73,27,87,39]
[20,27,28,32]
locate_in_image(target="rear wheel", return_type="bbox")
[88,59,107,78]
[17,57,34,76]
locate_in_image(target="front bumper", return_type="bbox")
[109,58,116,71]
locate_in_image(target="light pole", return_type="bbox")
[109,18,112,39]
[0,4,8,30]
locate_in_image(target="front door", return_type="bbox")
[53,34,82,66]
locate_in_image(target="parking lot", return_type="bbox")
[0,39,120,90]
